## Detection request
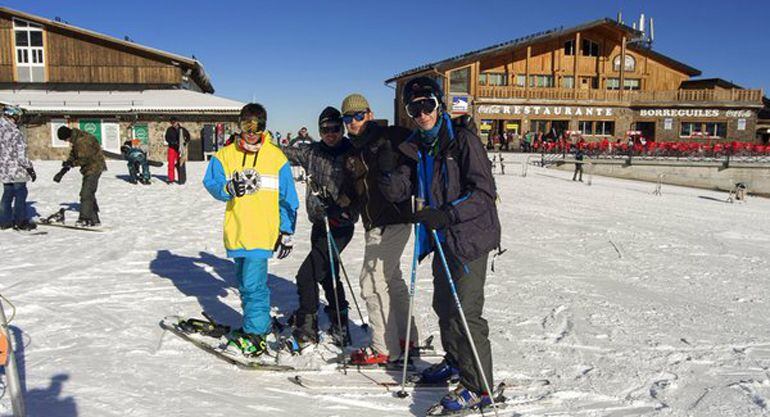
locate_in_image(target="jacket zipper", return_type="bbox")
[360,153,373,227]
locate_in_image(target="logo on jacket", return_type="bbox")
[241,169,261,194]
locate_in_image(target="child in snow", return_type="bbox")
[120,140,151,184]
[203,103,299,357]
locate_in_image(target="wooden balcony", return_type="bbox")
[476,86,765,106]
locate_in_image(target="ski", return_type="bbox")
[36,222,106,232]
[288,374,451,392]
[159,316,295,371]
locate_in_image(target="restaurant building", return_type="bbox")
[386,18,769,145]
[0,6,243,161]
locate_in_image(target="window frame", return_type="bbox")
[680,121,727,138]
[13,18,46,83]
[581,38,600,57]
[564,40,575,56]
[449,67,471,94]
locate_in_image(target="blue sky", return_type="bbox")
[8,0,770,136]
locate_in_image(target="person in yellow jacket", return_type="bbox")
[203,103,299,357]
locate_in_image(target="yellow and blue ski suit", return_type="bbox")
[203,136,299,334]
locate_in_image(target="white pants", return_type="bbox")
[359,223,419,356]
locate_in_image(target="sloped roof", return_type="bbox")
[386,18,700,83]
[0,7,215,93]
[0,89,244,115]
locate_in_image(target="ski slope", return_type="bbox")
[1,159,770,417]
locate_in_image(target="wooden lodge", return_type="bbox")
[0,6,243,161]
[386,18,769,145]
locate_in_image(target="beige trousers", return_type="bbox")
[359,223,419,357]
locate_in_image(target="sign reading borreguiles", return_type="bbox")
[638,109,753,118]
[477,105,616,117]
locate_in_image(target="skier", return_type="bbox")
[202,103,299,357]
[120,140,151,184]
[341,93,419,365]
[0,106,37,231]
[164,117,190,184]
[54,126,107,227]
[282,107,359,350]
[379,77,501,413]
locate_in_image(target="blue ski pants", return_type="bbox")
[1,183,28,225]
[235,257,271,335]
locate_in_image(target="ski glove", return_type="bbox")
[412,208,452,230]
[274,233,294,259]
[226,172,247,198]
[53,166,69,183]
[26,166,36,182]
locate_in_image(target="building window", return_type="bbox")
[606,78,641,90]
[579,121,614,136]
[450,67,470,94]
[564,40,575,56]
[532,120,548,133]
[480,72,507,86]
[578,120,593,135]
[681,121,727,138]
[515,74,526,87]
[581,39,600,57]
[13,18,45,82]
[613,54,636,72]
[562,76,574,89]
[529,75,554,88]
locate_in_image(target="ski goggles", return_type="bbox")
[405,96,439,118]
[320,124,342,134]
[342,111,368,125]
[239,118,265,134]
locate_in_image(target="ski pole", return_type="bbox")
[431,230,499,416]
[397,196,421,399]
[323,215,347,375]
[328,236,368,331]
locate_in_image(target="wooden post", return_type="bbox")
[620,35,627,100]
[525,46,531,96]
[573,32,580,99]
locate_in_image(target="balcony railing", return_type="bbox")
[476,86,765,105]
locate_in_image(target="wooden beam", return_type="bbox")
[574,32,580,99]
[525,45,531,93]
[620,35,627,98]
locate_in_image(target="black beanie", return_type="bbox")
[57,126,72,140]
[403,76,445,107]
[318,106,342,126]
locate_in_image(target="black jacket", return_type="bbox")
[165,126,191,151]
[344,122,413,231]
[283,138,359,228]
[379,118,501,264]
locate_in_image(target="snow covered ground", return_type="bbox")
[2,159,770,417]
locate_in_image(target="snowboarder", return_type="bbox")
[341,93,419,366]
[282,107,359,350]
[202,103,299,357]
[54,126,107,227]
[379,77,501,414]
[164,117,190,184]
[120,140,151,184]
[0,106,37,231]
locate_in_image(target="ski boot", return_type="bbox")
[14,221,37,231]
[415,356,460,384]
[325,305,352,347]
[227,329,268,357]
[428,385,493,415]
[288,313,318,353]
[349,346,389,366]
[0,222,13,230]
[75,219,96,228]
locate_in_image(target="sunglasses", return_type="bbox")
[342,111,368,124]
[405,96,439,118]
[320,124,342,134]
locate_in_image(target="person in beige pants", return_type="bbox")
[341,93,418,365]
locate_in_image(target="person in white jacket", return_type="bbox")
[0,106,36,230]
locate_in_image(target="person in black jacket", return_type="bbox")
[282,107,359,349]
[164,117,190,184]
[341,93,419,365]
[379,77,501,413]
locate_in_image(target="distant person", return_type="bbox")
[164,117,190,184]
[54,126,107,227]
[202,103,299,357]
[120,140,151,184]
[291,127,313,147]
[0,106,36,231]
[573,141,585,182]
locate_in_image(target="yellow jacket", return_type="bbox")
[203,135,299,258]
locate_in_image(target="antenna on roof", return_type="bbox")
[650,18,655,44]
[617,11,623,24]
[639,13,645,33]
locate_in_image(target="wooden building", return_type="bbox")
[387,18,768,145]
[0,6,243,161]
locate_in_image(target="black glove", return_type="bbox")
[226,172,246,198]
[26,166,36,182]
[274,233,293,259]
[53,167,69,183]
[413,208,452,230]
[62,160,73,169]
[376,140,399,172]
